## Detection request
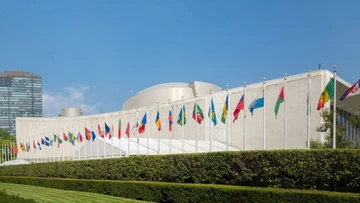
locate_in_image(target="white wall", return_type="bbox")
[16,70,334,161]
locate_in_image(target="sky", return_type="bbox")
[0,0,359,117]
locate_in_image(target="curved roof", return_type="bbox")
[136,82,190,95]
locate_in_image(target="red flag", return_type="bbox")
[125,122,130,138]
[118,119,121,139]
[98,124,104,138]
[233,94,245,122]
[109,125,114,140]
[63,132,68,141]
[85,127,91,141]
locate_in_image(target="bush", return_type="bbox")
[1,149,360,193]
[0,176,359,203]
[0,188,37,203]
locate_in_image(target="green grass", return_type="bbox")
[0,182,151,203]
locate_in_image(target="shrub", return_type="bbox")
[0,188,37,203]
[1,176,360,203]
[1,149,360,192]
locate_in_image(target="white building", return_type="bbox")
[15,69,360,163]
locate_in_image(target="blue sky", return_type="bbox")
[0,0,359,116]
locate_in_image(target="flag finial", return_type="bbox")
[244,81,247,86]
[334,64,337,72]
[195,92,198,97]
[226,85,229,90]
[209,89,212,94]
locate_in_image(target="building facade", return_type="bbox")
[15,69,360,162]
[0,71,42,135]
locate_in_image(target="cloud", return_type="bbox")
[42,85,99,117]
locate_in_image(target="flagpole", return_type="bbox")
[284,73,287,149]
[244,81,247,150]
[136,108,139,155]
[103,118,106,158]
[333,65,337,149]
[226,86,229,151]
[78,123,80,160]
[307,70,311,149]
[209,89,213,152]
[263,78,266,150]
[111,115,114,158]
[118,112,122,157]
[181,96,185,153]
[90,121,93,159]
[97,120,99,159]
[127,110,130,157]
[168,99,172,154]
[195,93,198,153]
[72,126,74,160]
[146,105,149,155]
[157,102,160,155]
[227,85,231,151]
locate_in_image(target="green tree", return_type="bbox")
[316,108,352,148]
[0,129,16,163]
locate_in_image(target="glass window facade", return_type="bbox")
[0,71,42,136]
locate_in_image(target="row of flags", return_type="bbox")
[18,77,359,152]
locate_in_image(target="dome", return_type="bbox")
[122,81,221,110]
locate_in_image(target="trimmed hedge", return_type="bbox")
[0,188,37,203]
[1,149,360,192]
[0,176,360,203]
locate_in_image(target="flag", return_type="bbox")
[249,91,264,115]
[91,131,96,141]
[155,110,161,131]
[177,106,186,126]
[68,132,76,146]
[233,94,244,122]
[168,110,173,132]
[105,123,110,137]
[138,113,147,134]
[14,144,18,154]
[109,125,114,139]
[221,95,228,124]
[340,79,360,101]
[317,78,334,110]
[63,133,68,141]
[32,141,36,150]
[37,142,41,150]
[77,132,83,142]
[274,85,284,118]
[192,104,204,124]
[98,125,104,138]
[125,122,130,138]
[118,119,121,139]
[45,137,50,146]
[58,137,63,148]
[53,134,57,142]
[208,98,217,126]
[85,127,91,141]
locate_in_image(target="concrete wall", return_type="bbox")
[16,70,334,161]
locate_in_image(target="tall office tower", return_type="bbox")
[0,70,42,135]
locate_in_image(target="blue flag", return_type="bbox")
[249,91,264,115]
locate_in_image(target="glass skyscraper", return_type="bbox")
[0,71,42,135]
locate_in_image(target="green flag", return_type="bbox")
[274,86,284,118]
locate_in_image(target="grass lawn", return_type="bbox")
[0,182,151,203]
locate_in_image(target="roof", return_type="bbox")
[0,70,41,79]
[136,82,190,95]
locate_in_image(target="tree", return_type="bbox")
[349,107,360,128]
[316,108,352,148]
[0,129,15,141]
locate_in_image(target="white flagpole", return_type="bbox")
[333,65,337,149]
[168,99,172,154]
[244,81,247,150]
[146,105,149,155]
[181,96,185,153]
[263,78,266,150]
[97,121,99,159]
[195,94,198,153]
[226,85,229,151]
[209,89,213,152]
[111,115,114,158]
[307,70,311,149]
[118,112,121,157]
[284,73,287,149]
[78,123,81,160]
[84,122,86,160]
[157,102,160,155]
[72,126,75,160]
[136,108,139,155]
[90,121,93,159]
[127,110,130,157]
[103,118,106,158]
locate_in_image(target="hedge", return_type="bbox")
[1,149,360,193]
[0,176,359,203]
[0,188,37,203]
